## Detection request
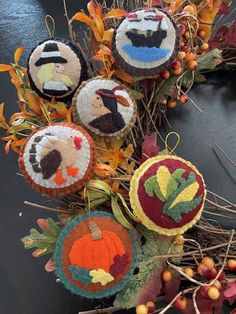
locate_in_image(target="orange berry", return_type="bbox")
[161,69,170,80]
[162,270,172,282]
[184,31,190,39]
[227,259,236,271]
[198,30,206,38]
[136,305,148,314]
[178,94,188,104]
[201,257,215,270]
[214,280,222,290]
[173,67,183,75]
[174,296,187,310]
[197,263,208,276]
[188,60,198,70]
[167,99,177,109]
[201,43,209,51]
[182,5,195,15]
[175,234,185,245]
[183,267,194,278]
[207,286,220,300]
[185,52,197,62]
[146,301,156,313]
[178,51,186,60]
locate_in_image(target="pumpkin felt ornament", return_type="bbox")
[27,38,87,101]
[113,8,179,77]
[73,77,137,140]
[18,122,96,196]
[54,211,137,298]
[130,156,206,235]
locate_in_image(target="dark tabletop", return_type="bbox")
[0,1,235,314]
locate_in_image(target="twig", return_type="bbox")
[24,201,71,215]
[78,306,122,314]
[214,144,236,168]
[192,287,200,314]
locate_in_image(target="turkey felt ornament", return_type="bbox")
[113,8,179,77]
[130,155,206,235]
[54,211,137,298]
[73,77,137,140]
[27,38,87,101]
[18,122,96,196]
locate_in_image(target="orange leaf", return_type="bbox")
[91,22,102,41]
[25,90,42,115]
[10,112,35,123]
[0,64,13,72]
[102,29,114,44]
[70,12,92,26]
[9,69,22,88]
[114,69,134,84]
[93,15,105,37]
[116,95,130,107]
[67,107,72,123]
[104,9,128,19]
[87,0,97,16]
[95,163,116,177]
[169,0,186,13]
[49,101,68,118]
[5,140,12,154]
[14,46,24,64]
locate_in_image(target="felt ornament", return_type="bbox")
[113,8,179,77]
[54,211,137,298]
[73,77,137,140]
[129,155,206,235]
[18,122,96,196]
[27,38,87,101]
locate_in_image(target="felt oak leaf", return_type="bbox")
[109,253,129,277]
[70,266,92,285]
[21,218,61,257]
[141,132,160,163]
[89,269,114,286]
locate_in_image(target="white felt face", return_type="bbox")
[28,40,83,99]
[74,79,135,137]
[23,125,91,189]
[115,8,177,70]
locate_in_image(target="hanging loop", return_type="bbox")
[44,15,55,38]
[165,132,180,155]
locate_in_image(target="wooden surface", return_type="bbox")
[0,1,235,314]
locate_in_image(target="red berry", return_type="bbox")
[218,271,225,281]
[161,69,170,80]
[167,99,177,109]
[200,286,209,298]
[172,60,182,69]
[207,267,217,279]
[207,286,220,300]
[227,259,236,271]
[174,296,187,310]
[197,263,208,276]
[178,94,188,104]
[146,301,156,313]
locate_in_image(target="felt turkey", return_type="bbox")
[29,133,82,185]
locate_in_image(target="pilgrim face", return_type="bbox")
[114,8,178,75]
[91,95,111,116]
[28,39,85,100]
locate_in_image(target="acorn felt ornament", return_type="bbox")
[18,122,96,196]
[73,77,137,140]
[113,8,179,77]
[27,38,87,101]
[54,211,137,298]
[130,155,206,235]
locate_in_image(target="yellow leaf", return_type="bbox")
[102,29,114,43]
[70,12,92,26]
[87,0,97,16]
[0,64,13,72]
[93,15,105,37]
[104,9,128,20]
[95,163,115,177]
[14,46,24,64]
[49,101,68,118]
[170,182,199,209]
[25,90,42,115]
[9,69,22,88]
[156,166,171,199]
[114,69,134,84]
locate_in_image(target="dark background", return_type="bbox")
[0,0,235,313]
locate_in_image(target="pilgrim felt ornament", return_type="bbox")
[113,8,179,77]
[73,77,137,140]
[27,38,87,101]
[130,156,206,235]
[18,122,96,196]
[54,211,137,298]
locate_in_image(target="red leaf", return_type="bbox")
[37,218,49,230]
[224,282,236,299]
[141,132,160,163]
[109,253,129,277]
[218,2,230,14]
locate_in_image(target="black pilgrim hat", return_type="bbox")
[35,42,68,66]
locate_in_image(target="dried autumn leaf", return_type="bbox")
[9,69,22,88]
[25,90,42,115]
[14,46,24,64]
[70,12,92,26]
[104,9,128,20]
[102,29,114,43]
[4,140,12,154]
[114,69,134,84]
[95,163,116,177]
[0,64,13,72]
[45,257,55,272]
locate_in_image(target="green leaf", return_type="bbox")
[21,218,61,257]
[69,266,92,285]
[111,196,132,229]
[197,48,222,71]
[144,176,166,201]
[182,71,207,88]
[166,169,185,199]
[117,192,139,222]
[154,76,178,103]
[127,87,144,100]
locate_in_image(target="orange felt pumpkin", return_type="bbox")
[69,221,126,272]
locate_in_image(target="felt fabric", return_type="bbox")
[18,122,96,196]
[54,211,137,298]
[113,8,179,77]
[72,77,137,140]
[27,38,87,101]
[129,156,206,236]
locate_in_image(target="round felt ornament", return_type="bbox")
[73,77,137,140]
[54,211,137,298]
[18,122,96,196]
[113,8,179,77]
[27,38,87,101]
[130,156,206,235]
